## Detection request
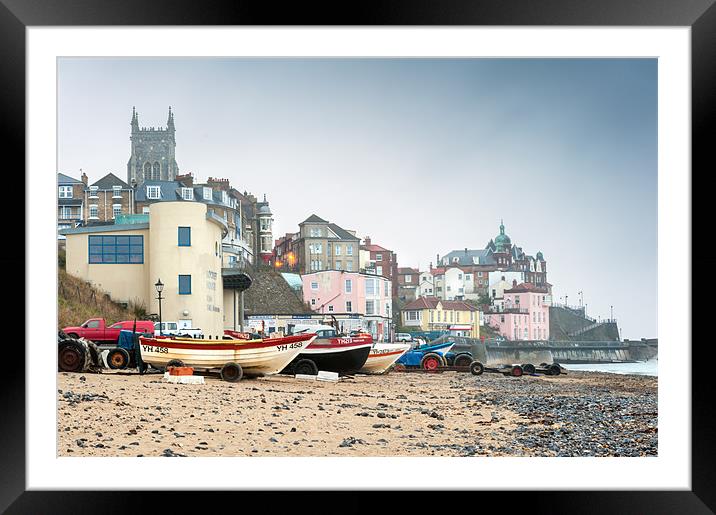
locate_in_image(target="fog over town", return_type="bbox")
[58,57,657,339]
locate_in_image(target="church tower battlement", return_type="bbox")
[127,106,179,185]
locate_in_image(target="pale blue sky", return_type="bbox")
[58,58,657,339]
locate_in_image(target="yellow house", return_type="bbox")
[61,201,228,337]
[401,297,480,338]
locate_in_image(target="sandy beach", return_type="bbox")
[57,368,657,457]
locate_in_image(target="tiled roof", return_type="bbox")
[397,267,419,274]
[505,282,549,294]
[134,180,183,201]
[301,214,329,224]
[363,244,390,253]
[58,172,83,184]
[442,248,496,266]
[91,173,130,190]
[403,297,440,310]
[327,223,359,241]
[442,300,478,311]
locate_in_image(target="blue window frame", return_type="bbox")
[88,235,143,264]
[178,275,191,295]
[178,226,191,246]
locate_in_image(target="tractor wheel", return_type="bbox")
[107,348,130,370]
[548,364,562,376]
[66,333,79,340]
[469,361,485,376]
[58,341,86,373]
[421,354,441,371]
[220,362,243,382]
[522,363,536,375]
[393,363,406,372]
[293,359,319,376]
[510,365,524,377]
[454,354,473,367]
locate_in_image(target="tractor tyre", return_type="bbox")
[454,354,473,367]
[421,353,441,371]
[220,362,243,382]
[58,341,86,373]
[510,365,524,377]
[107,347,130,370]
[469,361,485,376]
[522,363,536,375]
[548,364,562,376]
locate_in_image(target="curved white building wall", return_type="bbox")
[148,202,225,337]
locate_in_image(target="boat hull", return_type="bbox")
[138,334,315,377]
[283,342,372,375]
[360,343,411,374]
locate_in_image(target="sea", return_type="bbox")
[561,358,658,377]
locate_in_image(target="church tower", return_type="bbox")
[127,106,179,185]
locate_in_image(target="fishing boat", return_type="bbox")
[360,343,411,374]
[281,325,373,376]
[138,333,316,381]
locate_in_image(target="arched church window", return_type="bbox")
[152,162,161,179]
[143,162,152,179]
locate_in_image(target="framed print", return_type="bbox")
[4,0,713,512]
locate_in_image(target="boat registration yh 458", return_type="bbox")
[138,333,317,382]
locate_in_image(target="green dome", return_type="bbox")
[494,220,511,250]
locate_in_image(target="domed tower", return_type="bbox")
[257,195,273,264]
[493,220,512,268]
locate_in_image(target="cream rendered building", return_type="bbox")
[61,201,228,337]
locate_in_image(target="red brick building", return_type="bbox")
[360,236,398,292]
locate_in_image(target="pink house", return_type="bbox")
[485,282,550,340]
[302,270,393,341]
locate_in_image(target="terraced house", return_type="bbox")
[401,297,480,338]
[84,173,135,223]
[57,172,86,243]
[292,214,360,274]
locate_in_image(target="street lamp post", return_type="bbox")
[155,279,164,335]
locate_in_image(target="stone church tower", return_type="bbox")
[127,106,179,185]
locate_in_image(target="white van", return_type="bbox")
[154,321,202,338]
[395,333,413,342]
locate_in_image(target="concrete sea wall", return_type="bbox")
[448,337,658,365]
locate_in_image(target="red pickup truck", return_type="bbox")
[62,318,155,345]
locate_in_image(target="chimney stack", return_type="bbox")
[513,279,518,287]
[81,172,88,186]
[364,236,371,246]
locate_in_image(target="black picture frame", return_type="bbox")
[4,0,711,513]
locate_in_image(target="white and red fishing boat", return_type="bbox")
[360,342,411,374]
[282,325,373,376]
[138,333,316,381]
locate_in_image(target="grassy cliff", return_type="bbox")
[57,248,139,329]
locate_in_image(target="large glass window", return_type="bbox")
[112,204,122,219]
[178,226,191,246]
[179,275,192,294]
[58,186,72,198]
[88,235,143,264]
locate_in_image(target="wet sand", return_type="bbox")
[57,368,657,457]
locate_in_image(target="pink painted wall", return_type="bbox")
[302,270,393,340]
[486,290,550,340]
